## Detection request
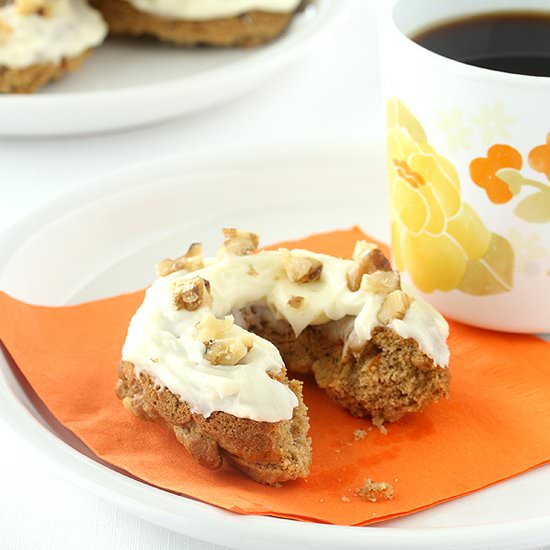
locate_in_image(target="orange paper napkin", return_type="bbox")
[2,227,550,526]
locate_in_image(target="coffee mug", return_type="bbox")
[379,0,550,333]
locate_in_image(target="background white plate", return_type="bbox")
[1,143,550,549]
[0,0,351,137]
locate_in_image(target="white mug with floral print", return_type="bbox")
[379,0,550,333]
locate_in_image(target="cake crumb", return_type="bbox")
[341,496,351,503]
[335,448,341,453]
[356,479,394,502]
[372,417,388,435]
[354,429,367,440]
[319,498,325,503]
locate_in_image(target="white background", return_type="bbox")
[0,1,383,549]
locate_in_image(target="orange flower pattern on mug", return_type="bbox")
[470,145,522,204]
[529,133,550,181]
[470,134,550,224]
[386,97,515,296]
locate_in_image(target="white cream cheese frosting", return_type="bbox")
[126,0,302,20]
[122,244,450,424]
[0,0,107,69]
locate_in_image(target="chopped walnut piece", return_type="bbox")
[223,228,259,256]
[377,290,412,325]
[362,270,401,295]
[204,335,253,366]
[348,247,393,291]
[352,240,377,261]
[172,277,211,311]
[196,314,233,341]
[288,296,304,309]
[156,259,177,277]
[197,314,253,366]
[182,242,203,266]
[281,250,323,284]
[156,243,204,277]
[0,18,12,43]
[353,429,367,441]
[355,479,394,502]
[247,264,258,276]
[16,0,52,16]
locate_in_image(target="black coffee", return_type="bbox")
[413,12,550,77]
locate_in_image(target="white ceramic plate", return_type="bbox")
[0,0,351,137]
[1,142,550,550]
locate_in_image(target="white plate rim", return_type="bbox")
[1,141,549,550]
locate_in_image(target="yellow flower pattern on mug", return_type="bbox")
[386,98,515,296]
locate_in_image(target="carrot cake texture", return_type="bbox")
[0,0,107,93]
[118,229,451,484]
[92,0,306,47]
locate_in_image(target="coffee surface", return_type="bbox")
[413,12,550,77]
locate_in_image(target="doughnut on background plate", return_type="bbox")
[0,0,351,136]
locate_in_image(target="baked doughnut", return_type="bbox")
[0,0,107,93]
[118,229,450,484]
[92,0,306,47]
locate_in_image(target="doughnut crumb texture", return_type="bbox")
[0,48,89,93]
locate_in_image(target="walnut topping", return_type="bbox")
[204,335,253,366]
[196,314,233,341]
[247,264,258,276]
[0,18,12,43]
[172,277,211,311]
[281,250,323,284]
[223,228,259,256]
[362,270,401,295]
[348,246,393,292]
[196,313,253,366]
[377,290,412,324]
[352,240,378,261]
[16,0,53,16]
[156,243,204,277]
[288,296,304,309]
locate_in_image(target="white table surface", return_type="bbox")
[0,1,383,549]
